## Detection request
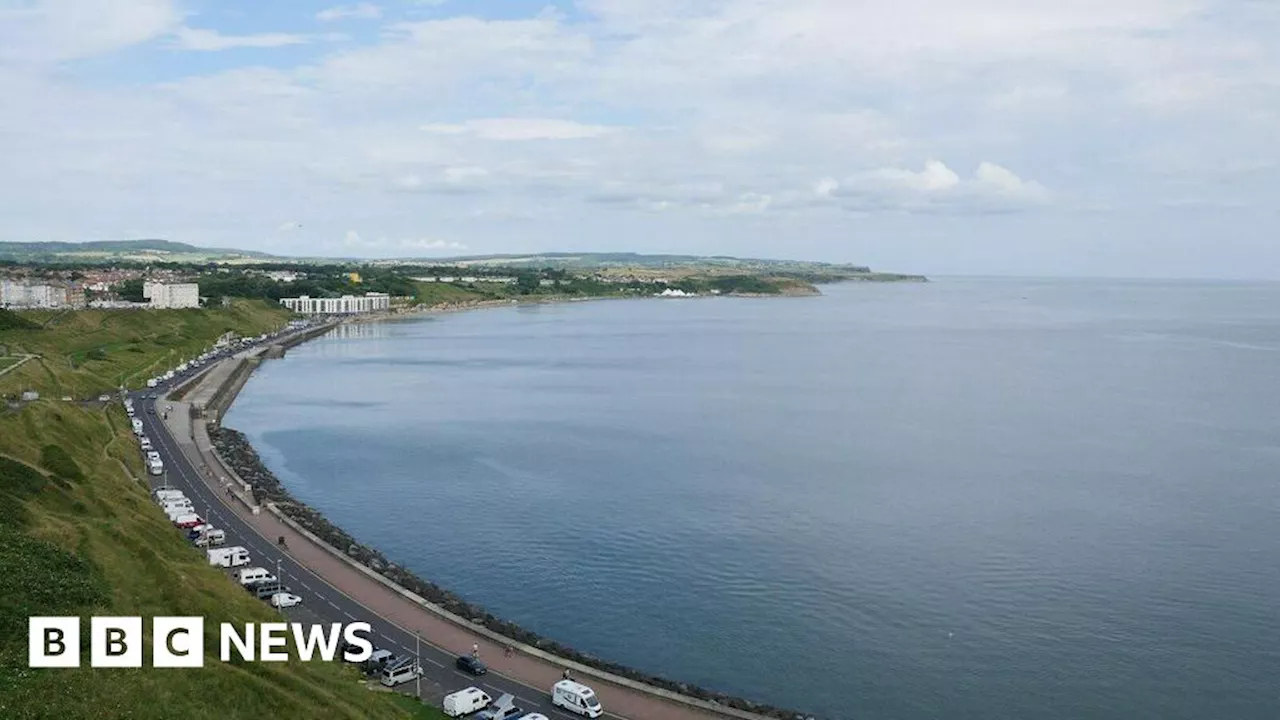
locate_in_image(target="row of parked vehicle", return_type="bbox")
[435,680,602,719]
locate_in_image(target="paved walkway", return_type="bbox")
[161,398,748,720]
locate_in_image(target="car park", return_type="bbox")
[269,592,302,608]
[456,655,487,676]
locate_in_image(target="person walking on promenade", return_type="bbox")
[471,643,479,660]
[562,668,572,681]
[504,645,513,659]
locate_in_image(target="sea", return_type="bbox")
[224,278,1280,720]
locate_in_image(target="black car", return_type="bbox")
[456,655,487,675]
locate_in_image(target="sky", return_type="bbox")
[0,1,1278,278]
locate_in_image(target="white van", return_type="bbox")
[443,687,492,718]
[164,506,194,522]
[551,680,604,718]
[208,546,250,568]
[139,436,153,451]
[380,658,423,687]
[161,499,193,513]
[236,567,273,586]
[193,528,226,547]
[131,418,144,435]
[147,378,158,388]
[148,459,164,476]
[153,489,185,502]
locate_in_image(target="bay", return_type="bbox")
[225,279,1280,719]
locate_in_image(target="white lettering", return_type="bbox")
[341,622,373,662]
[290,623,343,662]
[220,622,254,662]
[260,623,289,662]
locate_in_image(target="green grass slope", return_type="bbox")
[0,301,287,398]
[0,307,440,720]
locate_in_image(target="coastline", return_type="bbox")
[208,297,815,720]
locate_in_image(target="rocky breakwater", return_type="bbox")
[210,425,813,720]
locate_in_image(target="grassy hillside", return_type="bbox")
[0,306,440,719]
[0,302,288,398]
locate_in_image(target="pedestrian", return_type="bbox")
[504,645,513,658]
[562,668,572,681]
[471,643,479,659]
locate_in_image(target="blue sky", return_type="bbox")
[1,0,1278,277]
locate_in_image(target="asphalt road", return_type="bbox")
[130,351,603,720]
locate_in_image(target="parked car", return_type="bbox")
[98,394,110,402]
[269,593,302,608]
[253,581,288,600]
[476,693,522,720]
[456,655,487,676]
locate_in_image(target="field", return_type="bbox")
[0,302,288,398]
[0,306,432,720]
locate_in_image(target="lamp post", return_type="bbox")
[276,557,283,616]
[415,633,421,699]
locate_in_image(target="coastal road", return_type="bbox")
[129,352,738,720]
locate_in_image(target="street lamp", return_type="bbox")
[415,633,421,699]
[276,557,283,616]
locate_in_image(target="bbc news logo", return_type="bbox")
[29,617,373,668]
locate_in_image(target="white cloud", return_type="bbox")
[340,231,467,253]
[0,0,179,62]
[420,118,618,141]
[317,4,382,22]
[278,221,303,232]
[818,160,1049,214]
[171,27,311,51]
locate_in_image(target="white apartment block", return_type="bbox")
[0,279,71,309]
[279,292,391,314]
[144,281,201,309]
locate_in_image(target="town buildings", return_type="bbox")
[0,278,82,309]
[279,292,391,314]
[143,281,200,309]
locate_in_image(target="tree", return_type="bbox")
[515,273,541,295]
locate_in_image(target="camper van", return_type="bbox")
[131,418,144,435]
[161,499,193,514]
[164,506,193,522]
[192,528,226,547]
[153,489,185,502]
[148,458,164,476]
[236,567,273,586]
[551,680,604,718]
[379,658,423,687]
[208,546,250,568]
[173,514,205,529]
[147,378,158,388]
[442,687,492,718]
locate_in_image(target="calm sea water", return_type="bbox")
[226,279,1280,719]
